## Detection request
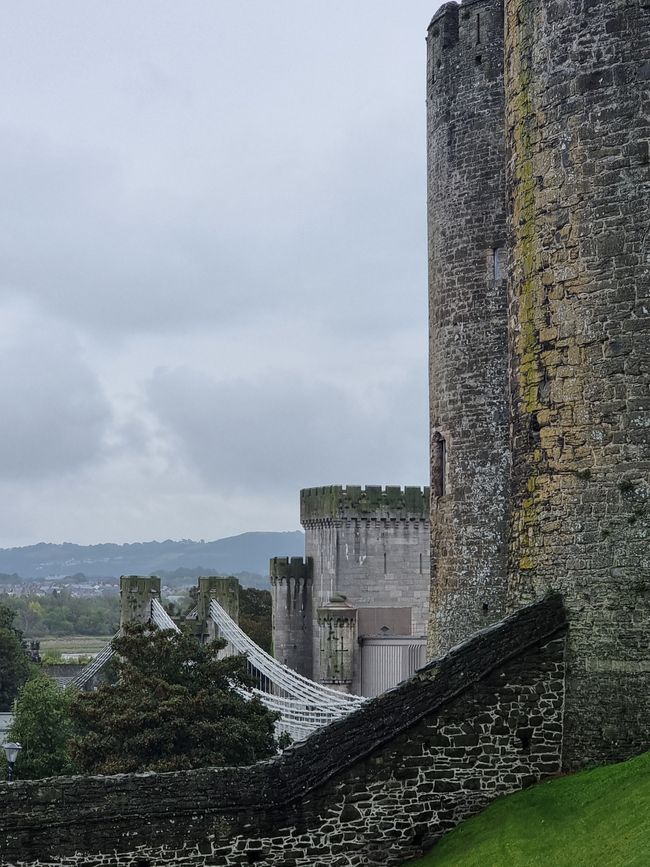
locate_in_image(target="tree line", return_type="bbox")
[0,592,119,637]
[0,586,272,649]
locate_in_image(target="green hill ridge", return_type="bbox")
[406,750,650,867]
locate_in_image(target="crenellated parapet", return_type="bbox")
[300,486,430,524]
[273,485,430,690]
[427,0,504,99]
[269,556,313,582]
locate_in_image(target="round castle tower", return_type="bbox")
[301,485,430,689]
[427,0,511,655]
[505,0,650,766]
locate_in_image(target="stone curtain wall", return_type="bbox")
[0,597,566,867]
[504,0,650,766]
[426,0,511,658]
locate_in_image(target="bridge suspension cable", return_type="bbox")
[70,597,364,741]
[208,598,365,740]
[69,637,117,691]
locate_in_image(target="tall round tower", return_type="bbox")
[505,0,650,765]
[301,485,430,688]
[427,0,511,656]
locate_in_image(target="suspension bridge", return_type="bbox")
[70,586,365,742]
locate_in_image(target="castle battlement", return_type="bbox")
[427,0,503,90]
[269,556,313,581]
[300,485,430,523]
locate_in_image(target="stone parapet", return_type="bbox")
[300,485,430,523]
[269,556,313,581]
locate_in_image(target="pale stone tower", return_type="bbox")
[272,485,430,695]
[270,556,313,677]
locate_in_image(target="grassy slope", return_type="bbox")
[406,751,650,867]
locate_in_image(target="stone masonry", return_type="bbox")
[0,596,566,867]
[427,0,650,768]
[272,485,430,693]
[504,0,650,768]
[270,556,313,677]
[427,0,512,657]
[270,485,430,693]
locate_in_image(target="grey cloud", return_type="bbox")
[0,1,438,545]
[146,366,427,494]
[0,0,430,341]
[0,306,112,479]
[0,121,425,340]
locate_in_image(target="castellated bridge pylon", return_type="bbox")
[71,581,364,743]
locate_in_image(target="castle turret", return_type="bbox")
[196,576,240,645]
[270,556,313,676]
[317,594,357,691]
[504,0,650,766]
[301,485,430,685]
[426,0,511,655]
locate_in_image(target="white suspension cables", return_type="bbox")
[70,597,364,741]
[69,637,117,690]
[150,598,181,632]
[157,598,352,740]
[69,598,177,691]
[209,598,365,739]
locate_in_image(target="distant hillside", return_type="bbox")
[0,532,304,583]
[406,751,650,866]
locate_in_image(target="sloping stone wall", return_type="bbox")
[0,596,566,867]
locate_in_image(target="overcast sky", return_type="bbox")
[1,1,439,547]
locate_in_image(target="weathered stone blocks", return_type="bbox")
[0,596,566,867]
[427,0,650,768]
[427,0,511,657]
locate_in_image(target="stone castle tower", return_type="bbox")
[427,0,511,654]
[271,485,430,695]
[427,0,649,766]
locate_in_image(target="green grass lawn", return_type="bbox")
[406,751,650,867]
[37,635,113,656]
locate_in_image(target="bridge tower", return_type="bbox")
[270,556,313,677]
[119,575,161,628]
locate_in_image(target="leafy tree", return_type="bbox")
[7,674,77,779]
[69,623,279,774]
[240,588,272,653]
[0,605,33,711]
